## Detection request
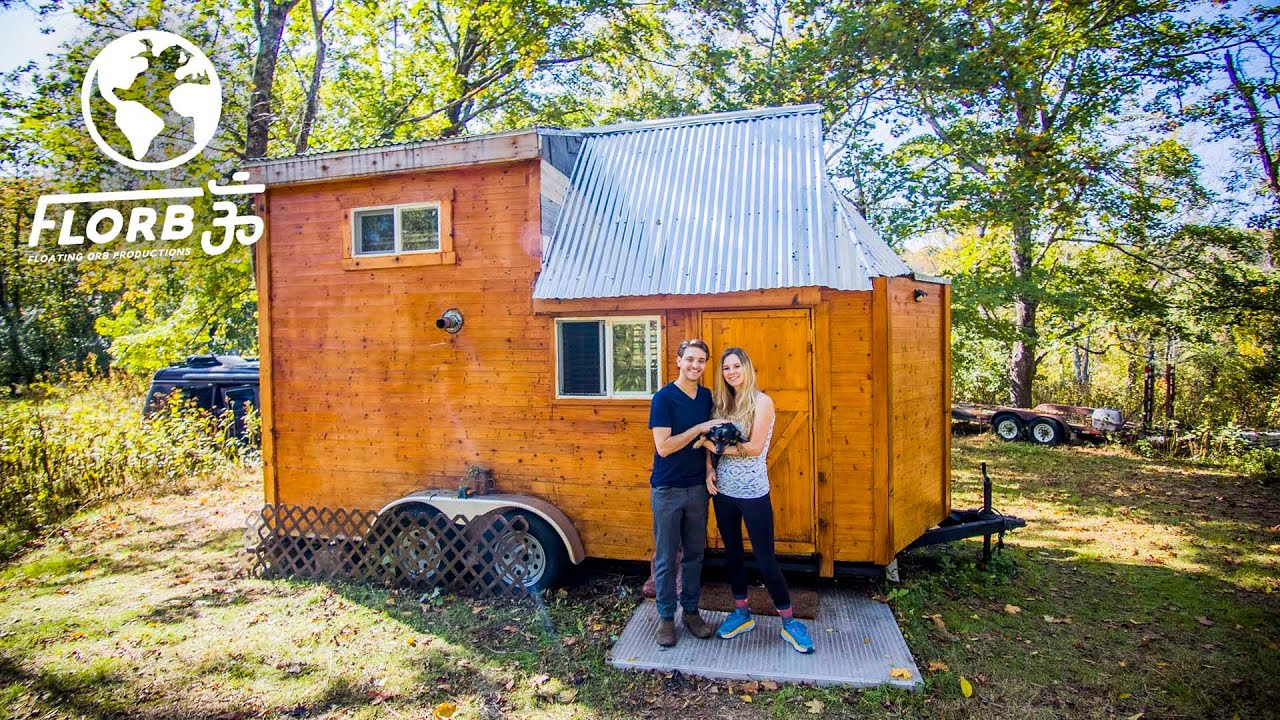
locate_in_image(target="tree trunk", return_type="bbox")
[1073,335,1090,390]
[294,0,332,154]
[1008,222,1037,407]
[246,0,302,160]
[0,203,34,385]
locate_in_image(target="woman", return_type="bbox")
[703,347,814,654]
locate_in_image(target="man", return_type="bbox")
[649,338,720,646]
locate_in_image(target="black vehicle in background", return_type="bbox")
[144,355,261,440]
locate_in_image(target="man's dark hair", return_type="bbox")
[677,338,710,359]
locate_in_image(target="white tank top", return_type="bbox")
[715,404,774,499]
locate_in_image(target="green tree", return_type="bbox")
[816,0,1221,407]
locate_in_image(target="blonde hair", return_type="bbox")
[713,347,759,435]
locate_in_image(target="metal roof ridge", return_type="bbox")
[575,104,823,136]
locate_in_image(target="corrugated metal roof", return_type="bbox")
[532,106,911,300]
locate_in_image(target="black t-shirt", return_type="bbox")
[648,382,713,488]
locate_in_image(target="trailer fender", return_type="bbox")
[378,492,586,564]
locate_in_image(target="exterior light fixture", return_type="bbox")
[913,289,929,302]
[436,308,464,333]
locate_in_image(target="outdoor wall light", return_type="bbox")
[914,289,929,302]
[436,308,464,333]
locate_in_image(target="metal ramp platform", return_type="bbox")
[608,589,922,689]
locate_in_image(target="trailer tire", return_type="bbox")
[385,507,456,588]
[1027,418,1064,446]
[493,511,569,591]
[992,414,1025,442]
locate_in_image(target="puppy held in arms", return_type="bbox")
[695,422,745,466]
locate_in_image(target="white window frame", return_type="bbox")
[351,201,442,256]
[555,316,662,399]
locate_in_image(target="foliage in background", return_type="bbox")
[0,371,258,559]
[1,0,1277,436]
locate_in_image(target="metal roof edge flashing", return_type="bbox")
[243,128,540,168]
[910,272,952,285]
[576,104,823,136]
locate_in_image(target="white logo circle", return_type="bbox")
[80,30,222,172]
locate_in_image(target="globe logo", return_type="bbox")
[80,31,222,172]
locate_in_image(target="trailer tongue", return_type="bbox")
[907,463,1026,562]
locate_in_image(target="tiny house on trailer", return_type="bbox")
[245,105,952,587]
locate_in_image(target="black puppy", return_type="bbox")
[697,422,745,467]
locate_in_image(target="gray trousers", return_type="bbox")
[651,484,709,619]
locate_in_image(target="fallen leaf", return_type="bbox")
[1004,604,1021,614]
[529,675,551,687]
[557,689,578,703]
[502,625,520,633]
[1197,616,1215,627]
[177,576,192,585]
[406,637,416,646]
[760,680,779,691]
[1119,692,1132,700]
[740,695,753,703]
[1126,713,1144,720]
[741,681,760,693]
[927,661,950,672]
[960,676,973,698]
[432,701,457,719]
[889,667,913,680]
[1042,615,1073,624]
[929,614,947,631]
[805,698,825,714]
[386,597,397,606]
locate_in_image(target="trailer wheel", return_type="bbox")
[1027,418,1063,446]
[992,414,1025,442]
[388,508,455,587]
[494,511,569,591]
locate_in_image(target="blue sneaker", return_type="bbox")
[780,618,814,654]
[716,608,755,639]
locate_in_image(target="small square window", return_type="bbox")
[354,209,394,255]
[557,317,661,398]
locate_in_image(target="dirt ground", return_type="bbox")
[1,435,1277,719]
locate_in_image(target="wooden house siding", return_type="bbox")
[886,277,950,554]
[822,290,878,563]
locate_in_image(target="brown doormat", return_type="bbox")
[697,583,819,619]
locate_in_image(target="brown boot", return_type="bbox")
[655,618,677,647]
[683,612,713,639]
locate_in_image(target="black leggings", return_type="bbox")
[712,492,791,611]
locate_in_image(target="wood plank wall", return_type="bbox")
[822,289,879,563]
[885,277,950,554]
[264,159,687,562]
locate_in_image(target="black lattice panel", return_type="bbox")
[245,504,534,598]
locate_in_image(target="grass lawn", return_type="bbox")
[1,435,1276,719]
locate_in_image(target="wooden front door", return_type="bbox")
[702,309,816,555]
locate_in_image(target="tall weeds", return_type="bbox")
[0,372,258,558]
